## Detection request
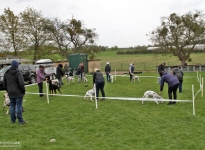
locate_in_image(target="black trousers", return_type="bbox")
[168,84,179,101]
[96,80,105,100]
[38,83,44,97]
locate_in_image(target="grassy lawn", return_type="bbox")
[96,51,205,71]
[0,72,204,150]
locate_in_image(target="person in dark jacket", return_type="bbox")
[105,62,111,82]
[93,68,105,100]
[157,62,165,84]
[129,63,134,82]
[172,66,184,93]
[64,63,69,75]
[56,64,64,88]
[3,60,26,124]
[159,70,179,105]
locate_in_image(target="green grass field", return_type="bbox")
[95,51,205,71]
[0,72,204,150]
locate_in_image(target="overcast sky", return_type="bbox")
[0,0,205,47]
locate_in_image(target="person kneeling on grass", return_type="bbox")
[159,70,179,105]
[93,68,105,101]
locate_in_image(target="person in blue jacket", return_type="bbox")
[159,70,179,105]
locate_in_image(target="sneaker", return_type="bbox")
[101,98,105,100]
[172,101,176,104]
[11,121,15,124]
[19,121,26,125]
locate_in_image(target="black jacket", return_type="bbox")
[3,67,25,98]
[105,64,111,73]
[93,70,104,84]
[173,68,184,81]
[158,64,165,73]
[56,66,64,79]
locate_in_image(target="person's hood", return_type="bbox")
[6,67,19,75]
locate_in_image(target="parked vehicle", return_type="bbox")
[34,59,57,79]
[0,64,37,89]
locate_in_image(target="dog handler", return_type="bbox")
[93,68,105,100]
[159,70,179,105]
[3,60,26,124]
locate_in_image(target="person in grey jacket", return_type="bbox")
[159,70,179,105]
[172,66,184,93]
[3,60,26,124]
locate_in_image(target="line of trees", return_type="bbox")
[0,7,99,61]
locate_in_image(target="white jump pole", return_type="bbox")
[46,82,50,104]
[94,84,98,109]
[199,74,201,85]
[202,77,203,97]
[192,84,195,116]
[197,71,199,82]
[115,70,116,80]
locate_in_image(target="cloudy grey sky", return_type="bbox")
[0,0,205,47]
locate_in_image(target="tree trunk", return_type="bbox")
[181,59,187,66]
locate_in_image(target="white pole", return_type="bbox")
[114,70,116,80]
[199,74,201,85]
[202,77,203,97]
[94,84,98,109]
[197,71,199,82]
[46,82,49,104]
[192,84,195,116]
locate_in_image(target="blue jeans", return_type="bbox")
[96,80,105,100]
[10,97,24,123]
[179,80,183,92]
[106,72,110,82]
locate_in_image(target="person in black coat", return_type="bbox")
[93,68,105,100]
[56,64,64,88]
[3,60,26,124]
[105,62,111,82]
[157,62,165,84]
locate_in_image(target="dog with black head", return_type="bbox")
[46,76,62,95]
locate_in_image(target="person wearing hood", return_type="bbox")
[159,70,179,105]
[105,62,111,82]
[172,66,184,93]
[93,68,105,100]
[3,60,26,124]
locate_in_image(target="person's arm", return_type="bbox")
[17,72,26,94]
[38,70,46,79]
[160,76,165,92]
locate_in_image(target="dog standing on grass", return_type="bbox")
[46,77,62,95]
[109,74,114,83]
[142,90,163,104]
[2,93,25,114]
[84,87,96,101]
[2,93,10,114]
[131,75,140,83]
[66,75,75,85]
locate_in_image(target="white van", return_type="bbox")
[34,59,57,79]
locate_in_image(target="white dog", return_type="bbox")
[66,76,75,85]
[51,79,60,87]
[82,75,88,82]
[142,90,163,104]
[109,74,114,83]
[84,88,96,101]
[131,75,140,83]
[2,93,10,114]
